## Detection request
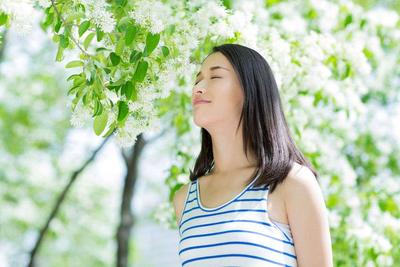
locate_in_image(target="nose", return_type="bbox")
[193,84,205,95]
[195,88,204,94]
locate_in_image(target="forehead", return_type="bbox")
[196,52,232,77]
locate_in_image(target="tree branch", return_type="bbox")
[50,0,91,56]
[28,135,111,267]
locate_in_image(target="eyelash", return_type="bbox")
[194,76,220,85]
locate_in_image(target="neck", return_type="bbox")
[205,122,258,176]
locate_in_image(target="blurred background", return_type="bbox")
[1,0,400,267]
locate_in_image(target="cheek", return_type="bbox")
[213,83,244,115]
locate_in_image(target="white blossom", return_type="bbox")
[114,108,157,147]
[69,102,92,128]
[377,255,393,266]
[36,0,51,8]
[81,0,116,33]
[129,0,173,34]
[0,0,36,34]
[366,7,399,28]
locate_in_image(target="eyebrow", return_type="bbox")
[196,66,230,78]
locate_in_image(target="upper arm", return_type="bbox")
[283,165,333,267]
[172,183,190,226]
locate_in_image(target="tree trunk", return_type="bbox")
[116,133,146,267]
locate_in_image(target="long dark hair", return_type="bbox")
[189,43,319,193]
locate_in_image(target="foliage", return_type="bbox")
[1,0,400,266]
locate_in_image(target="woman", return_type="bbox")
[173,43,333,267]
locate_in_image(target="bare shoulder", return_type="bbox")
[172,182,191,225]
[281,162,323,209]
[281,162,333,266]
[282,162,320,199]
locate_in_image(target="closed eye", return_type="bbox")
[194,76,221,85]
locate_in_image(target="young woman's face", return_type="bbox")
[192,52,244,129]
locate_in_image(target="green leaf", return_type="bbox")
[67,74,81,82]
[115,37,125,55]
[174,113,189,135]
[72,94,81,110]
[60,34,69,48]
[110,52,121,66]
[83,32,95,50]
[93,111,108,136]
[73,75,86,86]
[107,85,122,92]
[143,32,160,57]
[72,89,86,111]
[52,34,60,43]
[133,60,148,82]
[116,0,128,7]
[93,99,103,117]
[102,122,116,137]
[117,101,129,122]
[129,50,142,63]
[93,78,103,95]
[65,60,84,68]
[86,70,96,86]
[54,18,62,33]
[82,92,90,106]
[79,20,91,37]
[161,46,169,57]
[363,47,374,60]
[67,84,82,96]
[342,62,352,80]
[122,81,134,99]
[343,14,353,28]
[95,47,108,52]
[41,11,54,29]
[109,78,125,87]
[222,0,233,9]
[130,81,138,101]
[65,11,85,23]
[0,13,8,26]
[125,24,137,45]
[55,46,64,62]
[96,27,104,41]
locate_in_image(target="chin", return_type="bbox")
[192,115,210,128]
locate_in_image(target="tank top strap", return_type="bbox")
[184,181,197,206]
[178,181,198,233]
[187,180,196,193]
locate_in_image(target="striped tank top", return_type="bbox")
[178,175,297,267]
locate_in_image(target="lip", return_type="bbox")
[193,100,211,105]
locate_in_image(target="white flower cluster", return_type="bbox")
[114,107,159,147]
[69,101,92,128]
[152,201,175,229]
[154,60,180,98]
[129,0,173,34]
[191,1,228,33]
[368,201,400,233]
[81,0,116,33]
[347,210,393,254]
[229,0,264,49]
[0,0,37,34]
[366,7,399,28]
[36,0,51,8]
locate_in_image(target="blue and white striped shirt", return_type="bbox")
[178,176,297,267]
